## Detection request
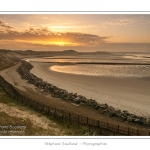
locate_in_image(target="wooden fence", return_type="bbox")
[0,75,149,136]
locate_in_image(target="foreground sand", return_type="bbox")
[30,62,150,118]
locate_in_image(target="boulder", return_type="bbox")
[134,118,141,123]
[73,96,81,104]
[127,116,134,122]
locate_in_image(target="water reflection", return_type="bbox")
[50,64,150,77]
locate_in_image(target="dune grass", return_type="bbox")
[0,87,94,136]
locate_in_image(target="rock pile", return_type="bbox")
[16,60,150,127]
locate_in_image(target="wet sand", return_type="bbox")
[30,62,150,118]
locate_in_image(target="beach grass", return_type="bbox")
[0,87,93,136]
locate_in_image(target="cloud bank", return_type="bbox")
[0,20,109,47]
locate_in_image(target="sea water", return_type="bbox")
[28,53,150,78]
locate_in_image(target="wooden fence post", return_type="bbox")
[30,100,33,108]
[95,120,99,134]
[61,110,64,120]
[77,115,79,127]
[107,122,109,129]
[37,102,39,111]
[33,100,35,109]
[137,129,139,136]
[23,96,26,104]
[97,120,99,127]
[21,96,23,104]
[28,98,30,106]
[41,104,44,113]
[25,97,27,105]
[87,117,88,124]
[69,113,71,124]
[30,99,33,108]
[128,128,130,135]
[34,101,36,109]
[53,108,56,118]
[86,117,91,131]
[28,99,31,107]
[47,106,50,115]
[117,125,119,133]
[44,104,46,112]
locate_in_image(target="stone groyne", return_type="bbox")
[16,60,150,127]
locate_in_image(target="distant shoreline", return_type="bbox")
[29,60,150,65]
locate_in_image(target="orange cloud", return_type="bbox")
[0,20,14,29]
[0,26,109,47]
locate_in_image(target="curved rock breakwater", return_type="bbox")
[16,60,150,127]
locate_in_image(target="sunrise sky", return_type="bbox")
[0,14,150,52]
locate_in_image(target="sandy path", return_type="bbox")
[0,62,37,92]
[30,62,150,118]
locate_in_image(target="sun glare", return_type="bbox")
[43,41,78,46]
[57,41,66,46]
[50,41,68,46]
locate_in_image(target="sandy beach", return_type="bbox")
[1,61,150,119]
[30,62,150,118]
